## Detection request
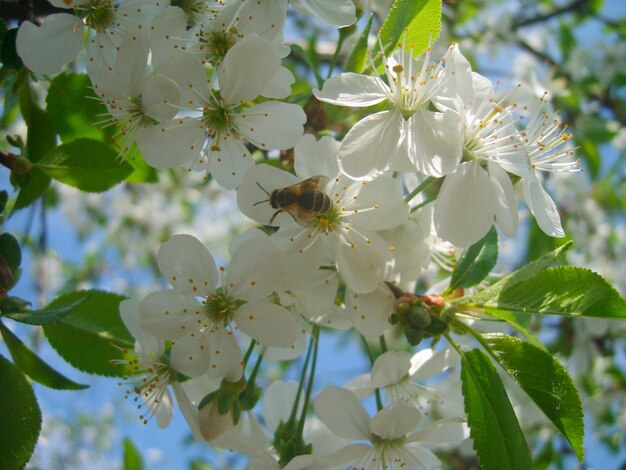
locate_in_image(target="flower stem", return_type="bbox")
[379,334,388,353]
[247,346,264,387]
[288,327,315,425]
[404,176,438,203]
[298,325,320,436]
[443,331,466,361]
[410,195,436,213]
[361,335,383,411]
[327,32,347,78]
[242,339,256,368]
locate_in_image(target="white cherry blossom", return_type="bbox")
[214,381,337,469]
[140,234,297,381]
[90,32,180,159]
[314,38,463,180]
[434,45,520,247]
[16,0,165,76]
[315,386,469,470]
[136,36,305,188]
[114,299,197,430]
[347,348,460,408]
[237,134,408,293]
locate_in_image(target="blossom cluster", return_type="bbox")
[16,0,580,467]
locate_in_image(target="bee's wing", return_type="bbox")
[299,175,329,191]
[277,203,315,227]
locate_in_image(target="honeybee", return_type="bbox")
[254,176,332,227]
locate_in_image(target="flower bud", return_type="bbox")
[198,399,236,442]
[404,327,424,346]
[408,306,431,329]
[12,156,32,175]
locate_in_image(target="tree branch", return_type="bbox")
[513,0,591,29]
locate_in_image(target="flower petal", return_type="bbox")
[16,14,84,75]
[157,234,217,296]
[334,229,393,294]
[488,161,518,237]
[345,287,395,337]
[119,299,162,357]
[172,382,203,440]
[406,109,463,177]
[314,72,388,107]
[170,330,211,377]
[263,314,308,362]
[347,176,408,231]
[205,327,244,381]
[338,110,404,181]
[140,290,203,341]
[222,0,287,42]
[154,387,174,428]
[371,350,412,388]
[261,64,295,99]
[262,381,300,432]
[206,134,253,189]
[227,237,286,301]
[234,302,296,348]
[314,386,371,440]
[235,101,306,150]
[219,35,282,104]
[294,134,341,181]
[409,347,460,381]
[523,174,565,237]
[434,160,496,247]
[370,402,421,439]
[136,118,205,169]
[407,417,469,447]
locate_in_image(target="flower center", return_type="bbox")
[204,289,238,326]
[312,204,342,234]
[200,29,239,64]
[171,0,221,29]
[80,0,116,32]
[202,100,236,138]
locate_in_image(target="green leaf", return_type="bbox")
[290,43,323,89]
[0,19,8,40]
[449,227,498,290]
[3,295,88,325]
[0,353,41,469]
[0,321,88,390]
[43,290,134,377]
[0,296,31,314]
[123,437,144,470]
[454,241,572,307]
[460,348,531,470]
[46,73,111,143]
[12,166,51,212]
[25,106,57,164]
[480,309,546,351]
[345,15,374,73]
[379,0,442,58]
[38,138,133,192]
[469,267,626,319]
[0,190,8,214]
[0,233,21,291]
[480,333,584,461]
[0,28,23,70]
[0,232,21,272]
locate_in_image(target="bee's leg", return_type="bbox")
[268,209,282,225]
